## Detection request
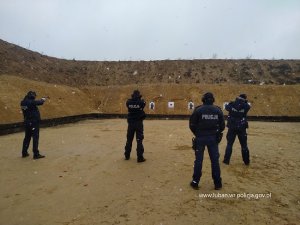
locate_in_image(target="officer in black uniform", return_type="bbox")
[21,91,46,159]
[124,90,146,163]
[223,94,251,165]
[189,92,225,190]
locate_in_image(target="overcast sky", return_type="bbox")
[0,0,299,60]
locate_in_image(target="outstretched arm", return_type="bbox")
[32,98,46,106]
[244,102,251,114]
[225,102,233,112]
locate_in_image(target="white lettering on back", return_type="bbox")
[202,114,218,120]
[129,105,140,109]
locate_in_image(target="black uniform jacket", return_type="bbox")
[21,98,44,122]
[225,98,251,129]
[126,98,146,123]
[189,104,225,136]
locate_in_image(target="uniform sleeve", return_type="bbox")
[244,102,251,114]
[141,100,146,109]
[225,102,233,112]
[189,110,198,135]
[218,109,225,132]
[32,99,45,106]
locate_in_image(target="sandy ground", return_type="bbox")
[0,119,299,225]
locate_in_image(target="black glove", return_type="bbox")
[216,132,223,144]
[192,137,196,150]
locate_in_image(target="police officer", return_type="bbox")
[189,92,225,190]
[124,90,146,163]
[21,91,46,159]
[223,94,251,165]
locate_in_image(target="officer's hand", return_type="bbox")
[192,137,196,150]
[216,132,223,144]
[41,98,46,101]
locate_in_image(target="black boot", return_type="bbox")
[137,157,146,163]
[124,153,130,160]
[214,178,222,190]
[190,181,199,190]
[33,154,45,159]
[22,153,30,158]
[223,159,229,165]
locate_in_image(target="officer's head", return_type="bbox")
[131,90,142,99]
[239,93,247,100]
[26,91,37,100]
[201,92,215,105]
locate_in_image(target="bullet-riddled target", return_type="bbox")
[168,102,174,108]
[188,102,194,110]
[149,101,155,110]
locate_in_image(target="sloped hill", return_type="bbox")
[1,39,300,86]
[0,75,95,123]
[0,39,300,124]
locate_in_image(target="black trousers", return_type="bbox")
[192,135,221,186]
[224,128,250,164]
[22,121,40,156]
[124,120,144,159]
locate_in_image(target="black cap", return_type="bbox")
[239,94,247,100]
[202,92,215,104]
[131,90,142,99]
[27,91,37,99]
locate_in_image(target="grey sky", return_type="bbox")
[0,0,299,60]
